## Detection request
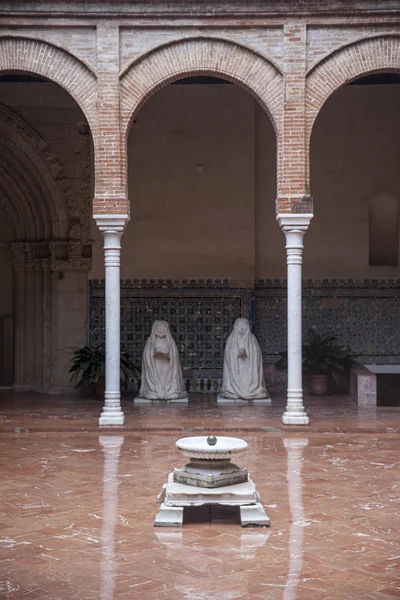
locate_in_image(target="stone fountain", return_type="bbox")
[155,435,270,527]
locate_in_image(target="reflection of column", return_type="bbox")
[283,437,309,600]
[95,216,129,426]
[277,215,312,425]
[100,435,124,600]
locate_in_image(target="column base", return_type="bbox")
[282,389,309,425]
[99,411,125,426]
[99,391,125,426]
[282,412,309,425]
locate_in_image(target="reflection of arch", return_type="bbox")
[0,104,70,240]
[306,36,400,138]
[120,37,283,137]
[0,36,97,135]
[369,194,399,266]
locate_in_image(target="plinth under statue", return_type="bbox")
[155,435,270,527]
[218,318,270,404]
[135,320,188,404]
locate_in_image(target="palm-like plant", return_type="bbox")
[69,345,138,389]
[302,327,355,384]
[276,327,355,384]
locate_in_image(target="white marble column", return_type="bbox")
[277,214,312,425]
[95,215,129,426]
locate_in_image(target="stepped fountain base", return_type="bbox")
[154,435,270,528]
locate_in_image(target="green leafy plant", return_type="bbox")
[302,327,355,383]
[69,345,140,389]
[276,327,355,384]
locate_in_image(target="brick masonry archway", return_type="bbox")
[0,36,98,137]
[120,37,283,206]
[120,36,283,137]
[306,35,400,145]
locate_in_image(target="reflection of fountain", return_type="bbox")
[154,530,269,598]
[99,436,124,600]
[155,436,270,527]
[155,530,269,559]
[283,437,309,600]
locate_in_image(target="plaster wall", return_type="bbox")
[254,101,282,278]
[91,83,272,281]
[306,83,400,279]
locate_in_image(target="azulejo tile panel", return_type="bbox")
[90,278,400,372]
[255,278,400,363]
[90,279,251,377]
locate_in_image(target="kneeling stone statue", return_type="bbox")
[135,320,188,403]
[218,318,270,403]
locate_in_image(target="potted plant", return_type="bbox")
[276,327,355,395]
[69,345,140,396]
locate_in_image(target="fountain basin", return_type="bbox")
[175,436,248,461]
[174,436,248,488]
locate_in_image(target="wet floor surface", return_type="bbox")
[1,392,400,434]
[0,393,399,599]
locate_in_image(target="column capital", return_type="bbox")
[276,213,313,233]
[94,214,130,233]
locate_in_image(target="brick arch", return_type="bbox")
[306,35,400,139]
[0,36,97,136]
[120,37,283,138]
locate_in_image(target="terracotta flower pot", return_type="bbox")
[310,374,329,395]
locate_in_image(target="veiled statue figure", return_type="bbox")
[220,318,269,401]
[139,320,187,401]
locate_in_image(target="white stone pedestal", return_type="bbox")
[134,396,189,405]
[217,394,271,405]
[155,473,270,527]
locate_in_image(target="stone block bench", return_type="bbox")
[350,365,377,407]
[351,364,400,407]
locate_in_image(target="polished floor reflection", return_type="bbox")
[0,394,399,599]
[1,392,400,433]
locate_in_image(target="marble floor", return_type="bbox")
[0,392,399,599]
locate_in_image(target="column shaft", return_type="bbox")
[95,216,128,427]
[277,215,312,425]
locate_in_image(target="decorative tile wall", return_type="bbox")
[90,279,252,379]
[255,279,400,364]
[90,279,400,380]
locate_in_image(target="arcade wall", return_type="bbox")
[1,80,400,387]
